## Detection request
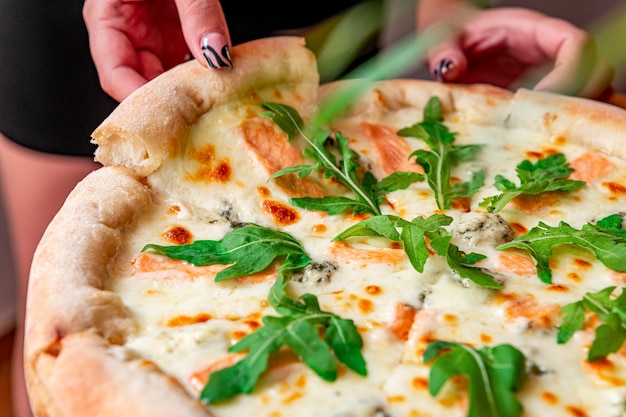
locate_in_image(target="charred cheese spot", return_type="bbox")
[168,205,181,214]
[412,377,429,390]
[211,161,232,182]
[602,181,626,195]
[526,150,543,159]
[567,272,582,282]
[442,314,458,325]
[166,313,212,327]
[261,199,300,225]
[295,374,307,389]
[243,312,262,330]
[349,212,371,222]
[573,258,592,269]
[510,222,528,234]
[480,333,492,344]
[358,298,374,315]
[451,198,471,212]
[186,144,232,183]
[387,395,406,403]
[546,284,569,292]
[311,224,327,234]
[256,186,271,197]
[162,225,193,245]
[585,358,626,386]
[565,406,589,417]
[553,135,567,145]
[541,391,559,404]
[271,87,284,101]
[243,320,261,331]
[231,330,249,341]
[365,285,382,296]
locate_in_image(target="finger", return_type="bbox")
[174,0,232,70]
[533,22,615,98]
[83,0,149,101]
[427,38,468,82]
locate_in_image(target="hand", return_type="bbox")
[83,0,232,102]
[419,5,614,99]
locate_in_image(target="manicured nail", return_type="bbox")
[201,32,232,69]
[433,59,454,81]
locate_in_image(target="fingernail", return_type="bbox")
[433,59,454,81]
[201,32,232,69]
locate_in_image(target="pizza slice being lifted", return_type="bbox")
[24,36,626,417]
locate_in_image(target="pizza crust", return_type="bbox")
[33,333,212,417]
[508,88,626,159]
[92,36,319,177]
[24,166,154,416]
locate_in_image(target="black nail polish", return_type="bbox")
[434,59,454,81]
[201,33,233,69]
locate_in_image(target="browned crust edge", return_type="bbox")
[91,36,318,177]
[508,88,626,159]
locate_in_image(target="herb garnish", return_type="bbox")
[480,153,585,213]
[497,214,626,283]
[262,102,423,215]
[142,223,311,281]
[334,213,501,289]
[200,273,367,403]
[143,224,366,403]
[424,341,526,417]
[397,97,485,210]
[558,286,626,362]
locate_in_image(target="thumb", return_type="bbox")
[174,0,233,69]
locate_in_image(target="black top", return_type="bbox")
[0,0,362,156]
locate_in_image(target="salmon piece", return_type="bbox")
[569,151,615,182]
[189,349,300,393]
[610,271,626,285]
[131,252,225,279]
[359,122,424,178]
[388,303,418,341]
[500,295,560,329]
[510,192,559,214]
[131,252,277,283]
[497,252,536,276]
[241,118,325,198]
[189,353,248,392]
[328,241,406,264]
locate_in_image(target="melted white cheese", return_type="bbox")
[109,97,626,417]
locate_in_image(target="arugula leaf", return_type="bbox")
[334,214,501,289]
[558,286,626,362]
[423,341,526,417]
[497,214,626,283]
[427,229,501,289]
[200,274,367,403]
[480,153,585,213]
[397,96,484,210]
[142,223,311,282]
[262,103,423,215]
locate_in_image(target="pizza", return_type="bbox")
[24,36,626,417]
